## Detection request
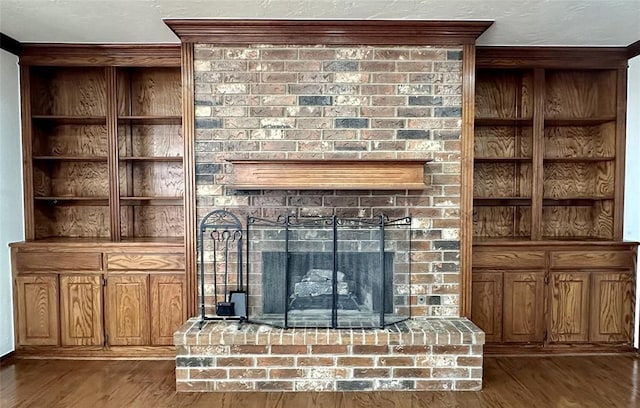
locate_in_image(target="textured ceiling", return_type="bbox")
[0,0,638,46]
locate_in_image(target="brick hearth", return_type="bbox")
[175,318,484,392]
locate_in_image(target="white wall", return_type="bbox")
[625,55,640,349]
[0,49,24,357]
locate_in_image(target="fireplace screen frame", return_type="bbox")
[246,214,412,329]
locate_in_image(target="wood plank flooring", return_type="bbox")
[1,355,639,407]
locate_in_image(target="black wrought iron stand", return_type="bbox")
[198,210,247,329]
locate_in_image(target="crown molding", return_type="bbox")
[164,19,493,45]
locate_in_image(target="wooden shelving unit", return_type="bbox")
[13,45,186,357]
[471,47,636,351]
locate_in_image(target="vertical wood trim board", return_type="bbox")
[19,65,35,240]
[106,67,121,241]
[531,68,545,241]
[181,43,197,316]
[460,43,476,318]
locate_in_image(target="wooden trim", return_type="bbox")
[14,346,175,359]
[1,32,21,56]
[106,67,121,241]
[181,43,197,316]
[628,40,640,59]
[477,46,628,69]
[0,351,15,367]
[164,19,493,45]
[531,68,545,241]
[614,67,627,240]
[19,44,181,66]
[227,159,430,190]
[460,43,475,318]
[19,65,35,240]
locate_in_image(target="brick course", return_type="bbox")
[175,318,484,392]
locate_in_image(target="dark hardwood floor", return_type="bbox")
[1,355,639,407]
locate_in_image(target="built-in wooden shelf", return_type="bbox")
[474,156,531,162]
[475,117,533,126]
[227,159,431,190]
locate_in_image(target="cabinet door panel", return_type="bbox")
[150,275,186,345]
[590,272,634,343]
[106,275,149,346]
[60,275,103,346]
[503,271,545,343]
[16,275,59,346]
[471,272,503,342]
[550,272,590,343]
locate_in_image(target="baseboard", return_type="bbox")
[0,351,15,366]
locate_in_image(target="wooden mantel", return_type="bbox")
[227,159,431,190]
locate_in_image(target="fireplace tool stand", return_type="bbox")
[198,209,247,329]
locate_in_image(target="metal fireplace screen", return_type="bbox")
[247,214,412,329]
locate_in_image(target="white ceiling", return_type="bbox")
[0,0,639,47]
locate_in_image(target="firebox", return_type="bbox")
[247,214,412,329]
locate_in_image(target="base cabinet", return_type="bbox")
[60,275,103,346]
[472,243,637,350]
[11,242,187,356]
[15,275,59,346]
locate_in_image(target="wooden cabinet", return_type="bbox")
[21,48,183,242]
[472,244,636,350]
[12,46,187,358]
[473,50,626,241]
[503,271,545,343]
[60,275,103,346]
[549,272,590,343]
[11,242,186,356]
[15,275,59,346]
[105,275,149,346]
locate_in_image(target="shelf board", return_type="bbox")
[117,115,182,125]
[543,156,615,163]
[34,196,109,205]
[473,197,532,206]
[543,197,614,206]
[544,117,616,126]
[227,159,431,190]
[474,157,532,162]
[32,115,106,124]
[120,196,183,205]
[33,156,107,162]
[119,156,183,162]
[475,117,533,126]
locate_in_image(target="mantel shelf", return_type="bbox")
[227,159,432,190]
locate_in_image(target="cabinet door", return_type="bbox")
[503,271,545,343]
[106,275,150,346]
[60,275,103,346]
[471,271,503,342]
[150,274,186,345]
[15,275,59,346]
[590,272,634,343]
[549,272,590,343]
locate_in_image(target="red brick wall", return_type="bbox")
[194,44,463,317]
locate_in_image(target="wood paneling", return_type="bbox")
[474,162,532,198]
[503,271,545,343]
[474,126,533,158]
[475,70,533,119]
[228,159,430,190]
[118,124,183,157]
[34,205,111,239]
[473,250,545,269]
[549,272,590,343]
[29,67,106,116]
[471,272,502,342]
[544,124,615,159]
[15,275,59,346]
[117,67,182,116]
[545,70,616,119]
[542,202,614,239]
[60,275,103,346]
[543,162,614,199]
[19,44,181,66]
[164,19,493,45]
[32,124,108,156]
[33,161,109,197]
[150,275,186,345]
[589,272,634,342]
[120,205,185,239]
[550,250,634,269]
[16,251,101,271]
[107,254,185,270]
[120,162,184,197]
[106,275,149,346]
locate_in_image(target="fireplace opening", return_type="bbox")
[247,215,412,329]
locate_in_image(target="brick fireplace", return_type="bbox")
[174,41,484,392]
